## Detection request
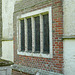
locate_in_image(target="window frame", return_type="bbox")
[17,6,53,58]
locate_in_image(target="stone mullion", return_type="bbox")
[17,21,19,51]
[24,18,28,52]
[31,17,35,52]
[40,14,43,53]
[18,20,21,51]
[49,9,53,58]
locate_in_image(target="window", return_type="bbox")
[27,18,32,52]
[20,20,25,51]
[35,16,40,52]
[43,14,49,53]
[17,7,53,58]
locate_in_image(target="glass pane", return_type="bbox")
[35,16,40,52]
[27,18,32,52]
[43,14,49,53]
[20,20,25,51]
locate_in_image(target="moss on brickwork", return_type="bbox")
[0,59,13,66]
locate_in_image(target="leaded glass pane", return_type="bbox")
[43,14,49,53]
[35,16,40,52]
[27,18,32,52]
[20,20,25,51]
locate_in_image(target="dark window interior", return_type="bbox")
[43,14,49,53]
[20,20,25,51]
[20,13,49,54]
[27,18,32,52]
[35,16,40,52]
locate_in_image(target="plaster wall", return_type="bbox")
[2,41,14,62]
[63,0,75,36]
[2,0,16,61]
[63,39,75,75]
[63,0,75,75]
[2,0,15,39]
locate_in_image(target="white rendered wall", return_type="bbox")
[2,41,14,62]
[2,0,16,62]
[63,40,75,75]
[2,0,15,38]
[63,0,75,36]
[63,0,75,75]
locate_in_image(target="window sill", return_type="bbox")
[17,50,53,58]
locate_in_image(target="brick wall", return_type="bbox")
[13,0,63,74]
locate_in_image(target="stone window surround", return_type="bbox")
[17,6,53,58]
